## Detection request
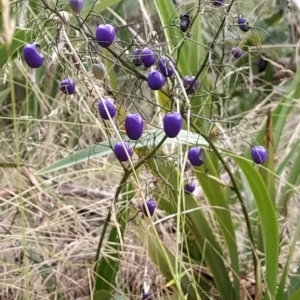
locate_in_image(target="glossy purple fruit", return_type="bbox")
[147,70,165,90]
[184,76,199,94]
[185,182,196,194]
[114,142,132,162]
[180,14,191,32]
[251,146,268,164]
[163,112,182,138]
[237,16,250,32]
[188,146,205,167]
[132,48,143,66]
[141,47,156,68]
[142,290,153,300]
[125,113,144,140]
[141,200,156,217]
[95,24,115,48]
[69,0,83,14]
[158,56,175,77]
[23,43,44,68]
[60,78,76,95]
[98,98,116,120]
[212,0,225,6]
[232,47,244,59]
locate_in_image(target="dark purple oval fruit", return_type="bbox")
[158,56,175,77]
[69,0,83,14]
[23,43,44,68]
[141,199,156,217]
[60,78,76,95]
[212,0,225,6]
[95,24,115,48]
[184,76,199,94]
[147,70,165,90]
[180,14,191,32]
[251,146,268,164]
[141,47,156,68]
[125,113,144,140]
[163,112,182,138]
[132,48,143,66]
[142,290,153,300]
[185,182,196,194]
[237,16,250,32]
[98,98,116,120]
[232,47,244,59]
[114,142,132,162]
[188,146,205,167]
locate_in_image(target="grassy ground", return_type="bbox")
[1,0,300,299]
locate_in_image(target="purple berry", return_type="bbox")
[96,24,115,48]
[232,47,244,59]
[180,14,191,32]
[125,113,144,140]
[188,146,205,167]
[114,142,132,162]
[60,78,76,95]
[163,112,182,138]
[142,290,152,299]
[23,43,44,68]
[147,70,165,90]
[185,182,196,194]
[237,16,250,32]
[98,98,116,120]
[212,0,225,6]
[158,56,175,77]
[141,47,156,68]
[184,76,199,94]
[141,200,155,217]
[69,0,83,14]
[251,146,268,164]
[132,48,143,66]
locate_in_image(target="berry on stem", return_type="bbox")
[163,112,182,138]
[158,56,175,77]
[142,290,152,300]
[114,142,132,162]
[132,48,143,66]
[96,24,115,48]
[125,113,144,140]
[188,146,205,167]
[251,146,268,164]
[141,47,156,68]
[98,98,116,120]
[232,47,244,59]
[92,63,106,80]
[23,43,44,68]
[147,70,165,90]
[60,78,76,95]
[69,0,83,14]
[185,182,196,194]
[184,76,199,94]
[141,200,156,217]
[180,14,191,32]
[237,16,250,32]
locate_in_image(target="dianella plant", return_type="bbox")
[3,0,300,299]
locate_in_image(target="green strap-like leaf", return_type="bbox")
[231,155,279,299]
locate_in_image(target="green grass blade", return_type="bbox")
[276,219,300,300]
[137,147,234,300]
[194,150,240,300]
[278,148,300,214]
[36,129,208,174]
[80,0,122,17]
[94,204,130,292]
[230,155,279,298]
